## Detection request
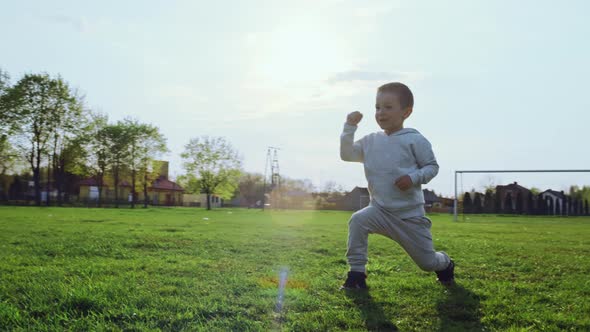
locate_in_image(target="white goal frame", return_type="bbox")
[453,169,590,221]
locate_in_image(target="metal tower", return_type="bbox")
[263,147,281,209]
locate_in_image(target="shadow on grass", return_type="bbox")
[345,290,398,331]
[436,283,485,332]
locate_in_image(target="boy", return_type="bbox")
[339,82,454,289]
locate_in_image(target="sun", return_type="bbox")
[246,21,355,84]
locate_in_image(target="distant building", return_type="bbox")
[423,189,442,208]
[337,187,370,211]
[150,176,184,206]
[336,187,443,212]
[200,193,223,208]
[495,182,532,213]
[540,189,567,215]
[78,161,184,206]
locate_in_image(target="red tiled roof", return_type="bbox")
[150,177,184,191]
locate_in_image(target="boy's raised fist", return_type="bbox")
[346,111,363,126]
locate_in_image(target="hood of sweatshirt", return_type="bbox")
[384,128,420,137]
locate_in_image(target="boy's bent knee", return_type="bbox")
[348,210,371,229]
[348,213,365,229]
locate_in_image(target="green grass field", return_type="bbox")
[0,207,589,331]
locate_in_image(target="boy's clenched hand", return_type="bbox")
[395,175,413,191]
[346,111,363,126]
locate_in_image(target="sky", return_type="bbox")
[2,0,589,197]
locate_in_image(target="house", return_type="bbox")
[148,176,184,206]
[540,189,567,215]
[181,193,224,208]
[337,187,370,211]
[201,194,223,208]
[78,161,184,206]
[423,189,442,208]
[440,196,455,208]
[79,178,138,204]
[78,178,107,201]
[495,182,532,213]
[336,187,447,212]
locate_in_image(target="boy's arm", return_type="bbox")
[340,123,364,162]
[407,136,439,185]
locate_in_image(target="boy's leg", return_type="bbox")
[346,205,390,273]
[376,211,450,272]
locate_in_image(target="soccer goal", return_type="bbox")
[453,169,590,221]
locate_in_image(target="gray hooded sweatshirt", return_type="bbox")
[340,123,439,218]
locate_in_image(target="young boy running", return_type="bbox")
[340,82,454,289]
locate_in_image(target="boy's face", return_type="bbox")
[375,91,413,134]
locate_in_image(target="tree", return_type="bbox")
[473,193,482,214]
[237,172,265,208]
[121,118,167,208]
[104,123,131,208]
[0,68,11,135]
[504,193,513,214]
[0,68,9,95]
[526,192,534,215]
[316,180,346,210]
[529,187,541,195]
[515,192,523,214]
[181,136,242,210]
[52,137,87,205]
[536,194,546,215]
[80,111,110,207]
[140,129,168,209]
[141,160,166,208]
[463,192,472,214]
[482,176,497,194]
[1,73,81,205]
[47,86,84,205]
[585,199,589,216]
[0,69,15,175]
[494,191,502,214]
[276,177,315,209]
[484,189,494,213]
[176,173,201,194]
[0,135,19,176]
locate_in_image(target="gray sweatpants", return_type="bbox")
[346,205,451,273]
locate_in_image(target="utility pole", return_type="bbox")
[263,147,280,210]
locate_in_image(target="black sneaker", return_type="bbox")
[435,260,455,286]
[340,271,368,290]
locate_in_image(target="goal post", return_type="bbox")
[453,169,590,221]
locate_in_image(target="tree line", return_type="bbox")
[0,69,331,210]
[0,69,244,209]
[0,69,171,207]
[462,189,590,216]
